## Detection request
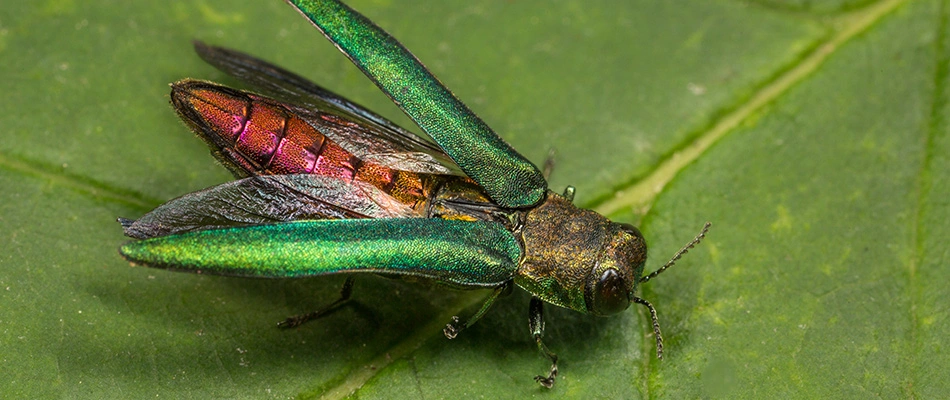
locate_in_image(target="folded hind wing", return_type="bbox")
[120,174,419,239]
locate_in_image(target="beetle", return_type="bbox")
[118,0,710,387]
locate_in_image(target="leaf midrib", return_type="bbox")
[907,0,949,397]
[593,0,910,219]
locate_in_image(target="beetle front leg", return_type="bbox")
[529,296,558,388]
[279,277,355,329]
[444,282,510,339]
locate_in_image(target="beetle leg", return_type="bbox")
[529,296,558,388]
[443,282,510,339]
[542,148,556,179]
[562,186,576,202]
[278,277,355,329]
[633,296,664,359]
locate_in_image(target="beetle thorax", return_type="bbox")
[514,191,644,314]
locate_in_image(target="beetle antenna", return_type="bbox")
[633,296,663,358]
[640,222,711,284]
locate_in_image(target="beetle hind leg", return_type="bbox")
[278,277,355,329]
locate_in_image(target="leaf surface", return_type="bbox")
[0,0,945,398]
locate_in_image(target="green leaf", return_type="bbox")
[0,0,945,398]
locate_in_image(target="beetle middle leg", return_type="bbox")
[278,277,355,328]
[443,282,511,339]
[529,296,558,388]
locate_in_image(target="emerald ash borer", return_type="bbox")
[118,0,711,387]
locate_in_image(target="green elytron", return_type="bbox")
[118,0,711,387]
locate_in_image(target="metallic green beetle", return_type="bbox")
[118,0,710,387]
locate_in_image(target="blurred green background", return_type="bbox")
[0,0,945,398]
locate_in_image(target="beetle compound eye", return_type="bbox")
[590,269,630,315]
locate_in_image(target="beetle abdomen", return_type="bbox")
[171,80,425,206]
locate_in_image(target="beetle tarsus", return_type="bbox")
[533,360,558,389]
[278,277,354,329]
[443,316,461,339]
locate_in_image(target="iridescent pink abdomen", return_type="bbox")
[172,82,426,206]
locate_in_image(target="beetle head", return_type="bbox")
[584,222,647,316]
